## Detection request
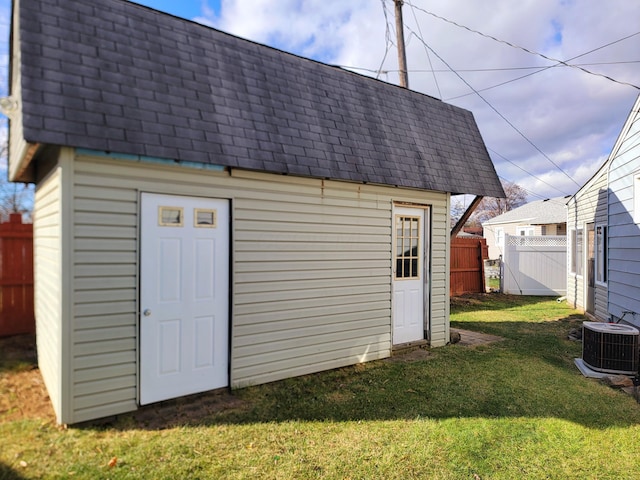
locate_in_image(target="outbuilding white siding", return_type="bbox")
[39,149,451,424]
[33,159,65,422]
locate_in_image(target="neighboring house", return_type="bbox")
[604,94,640,327]
[567,94,640,324]
[7,0,503,424]
[482,196,569,260]
[566,155,609,321]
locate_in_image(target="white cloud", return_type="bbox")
[5,0,639,201]
[194,0,639,200]
[197,0,379,64]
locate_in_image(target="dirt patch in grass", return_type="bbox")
[0,367,55,423]
[0,334,248,428]
[386,347,433,363]
[0,334,55,423]
[450,293,492,308]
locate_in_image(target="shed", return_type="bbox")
[7,0,503,424]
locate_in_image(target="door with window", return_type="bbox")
[392,206,428,345]
[586,222,595,314]
[140,193,229,405]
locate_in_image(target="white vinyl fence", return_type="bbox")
[502,235,567,295]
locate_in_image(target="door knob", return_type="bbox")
[143,309,152,317]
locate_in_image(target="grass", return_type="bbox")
[487,276,500,291]
[2,295,640,479]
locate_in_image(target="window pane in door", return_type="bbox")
[395,215,420,279]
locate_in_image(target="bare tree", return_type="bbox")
[468,181,528,225]
[450,197,468,227]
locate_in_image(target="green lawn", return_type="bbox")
[2,295,640,479]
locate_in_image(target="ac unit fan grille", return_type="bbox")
[582,323,639,375]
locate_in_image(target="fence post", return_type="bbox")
[479,240,486,293]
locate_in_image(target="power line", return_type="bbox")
[376,0,395,80]
[444,32,640,101]
[404,24,582,189]
[488,148,572,197]
[407,2,442,98]
[404,1,640,91]
[339,60,640,76]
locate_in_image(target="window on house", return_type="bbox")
[571,228,583,276]
[495,228,504,250]
[557,223,566,235]
[635,173,640,224]
[516,226,534,245]
[595,224,607,284]
[517,226,534,236]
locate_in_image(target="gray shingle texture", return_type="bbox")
[15,0,504,197]
[483,196,570,226]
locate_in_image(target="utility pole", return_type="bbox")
[394,0,409,88]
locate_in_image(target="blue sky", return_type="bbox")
[131,0,219,22]
[1,0,639,202]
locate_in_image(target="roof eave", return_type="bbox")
[9,140,40,183]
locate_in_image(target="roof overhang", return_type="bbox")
[9,140,40,183]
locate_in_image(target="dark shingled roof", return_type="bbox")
[13,0,504,197]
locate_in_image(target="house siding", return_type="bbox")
[33,159,64,422]
[607,100,640,327]
[60,151,450,423]
[231,171,392,386]
[72,160,139,422]
[566,167,608,320]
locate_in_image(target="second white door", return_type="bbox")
[392,206,426,345]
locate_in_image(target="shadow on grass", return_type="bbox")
[0,462,28,480]
[7,296,638,432]
[94,314,640,432]
[0,334,37,374]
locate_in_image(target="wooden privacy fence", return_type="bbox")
[0,213,34,337]
[450,236,488,296]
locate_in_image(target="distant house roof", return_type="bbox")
[482,196,570,226]
[11,0,504,198]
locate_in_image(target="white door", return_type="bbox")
[393,206,426,345]
[140,193,229,405]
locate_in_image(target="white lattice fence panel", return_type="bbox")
[507,235,567,247]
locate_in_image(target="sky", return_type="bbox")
[2,0,639,203]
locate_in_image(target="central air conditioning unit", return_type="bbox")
[582,322,640,375]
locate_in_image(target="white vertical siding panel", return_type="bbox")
[232,187,392,387]
[34,166,63,422]
[428,197,449,347]
[608,103,640,326]
[567,166,608,320]
[71,161,139,423]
